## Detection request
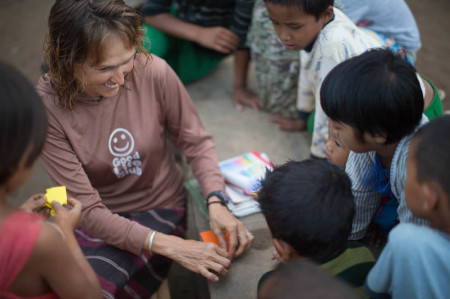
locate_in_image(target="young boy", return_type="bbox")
[257,160,374,296]
[365,115,450,298]
[320,48,428,240]
[264,0,380,157]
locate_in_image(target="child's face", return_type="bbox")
[326,125,350,168]
[330,121,371,153]
[405,139,426,218]
[5,153,34,193]
[265,2,333,51]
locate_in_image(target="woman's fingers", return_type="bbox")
[198,247,230,281]
[199,268,219,282]
[206,260,229,276]
[234,224,254,257]
[170,238,232,282]
[214,243,230,259]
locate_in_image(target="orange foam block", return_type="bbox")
[200,230,230,251]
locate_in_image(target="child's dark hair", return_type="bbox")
[257,160,354,260]
[412,115,450,199]
[0,61,48,185]
[258,259,359,299]
[320,48,424,144]
[264,0,334,20]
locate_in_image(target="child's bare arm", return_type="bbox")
[30,220,102,299]
[232,49,261,111]
[144,13,239,53]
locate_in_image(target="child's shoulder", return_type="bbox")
[316,8,380,60]
[0,211,44,236]
[388,223,450,252]
[0,212,47,282]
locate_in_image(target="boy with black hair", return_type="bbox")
[264,0,380,157]
[365,115,450,298]
[320,48,428,240]
[258,160,374,296]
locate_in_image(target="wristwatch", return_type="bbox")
[205,190,229,208]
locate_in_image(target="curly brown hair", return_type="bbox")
[44,0,149,110]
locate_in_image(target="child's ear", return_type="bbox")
[273,238,295,260]
[422,182,440,213]
[363,132,387,145]
[321,6,334,24]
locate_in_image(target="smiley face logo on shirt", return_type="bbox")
[108,128,135,157]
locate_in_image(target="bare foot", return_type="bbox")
[270,114,306,131]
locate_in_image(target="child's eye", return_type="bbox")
[289,25,302,30]
[335,140,341,148]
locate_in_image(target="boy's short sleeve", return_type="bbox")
[345,151,381,239]
[230,0,255,49]
[140,0,171,16]
[365,223,450,298]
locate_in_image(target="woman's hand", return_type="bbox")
[20,194,51,218]
[152,234,231,282]
[51,197,82,234]
[208,199,254,259]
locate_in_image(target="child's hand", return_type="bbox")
[20,194,51,218]
[51,197,82,233]
[232,87,262,111]
[197,26,239,54]
[269,114,307,131]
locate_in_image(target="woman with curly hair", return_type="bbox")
[37,0,253,296]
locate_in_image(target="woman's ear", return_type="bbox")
[273,238,295,261]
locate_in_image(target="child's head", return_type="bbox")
[321,48,424,153]
[326,121,350,169]
[405,115,450,223]
[257,160,354,261]
[258,259,359,299]
[0,61,48,192]
[264,0,334,51]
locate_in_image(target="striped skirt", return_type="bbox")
[75,208,186,299]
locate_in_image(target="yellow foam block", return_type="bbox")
[44,186,68,216]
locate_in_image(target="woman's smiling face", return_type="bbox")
[75,33,136,98]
